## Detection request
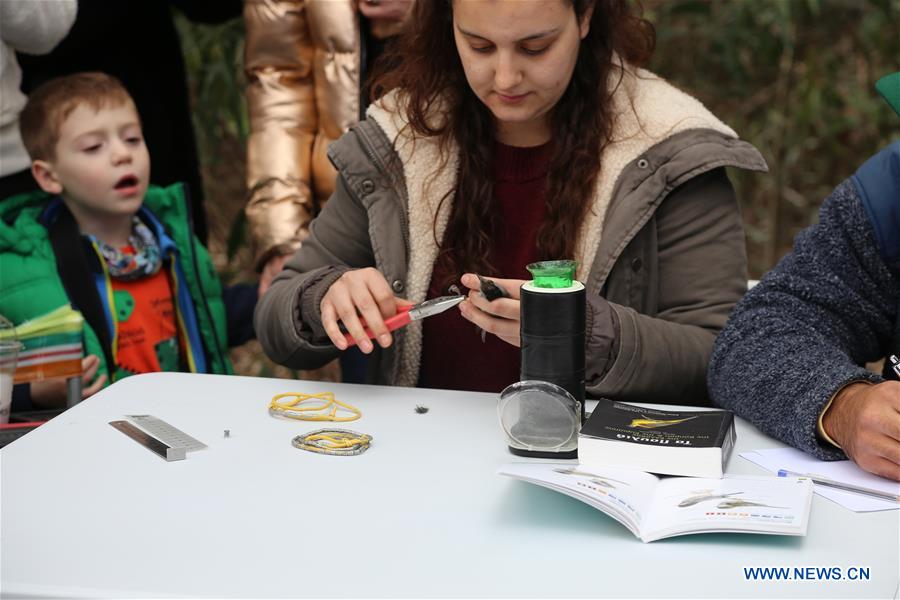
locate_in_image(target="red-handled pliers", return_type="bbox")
[343,294,465,347]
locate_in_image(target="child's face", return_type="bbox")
[35,101,150,220]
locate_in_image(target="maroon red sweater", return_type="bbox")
[419,140,551,392]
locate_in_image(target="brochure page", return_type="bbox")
[642,475,813,541]
[498,462,661,537]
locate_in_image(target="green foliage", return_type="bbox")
[175,13,248,162]
[645,0,900,275]
[175,12,252,280]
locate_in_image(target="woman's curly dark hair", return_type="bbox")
[370,0,655,285]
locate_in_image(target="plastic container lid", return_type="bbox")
[498,380,580,452]
[526,260,577,288]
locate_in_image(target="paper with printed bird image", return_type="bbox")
[578,400,735,478]
[498,462,812,543]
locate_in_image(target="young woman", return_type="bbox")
[255,0,767,404]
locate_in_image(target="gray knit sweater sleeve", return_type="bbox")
[708,179,899,460]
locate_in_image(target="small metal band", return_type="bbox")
[292,428,373,456]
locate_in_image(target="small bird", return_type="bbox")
[477,275,510,302]
[475,275,510,342]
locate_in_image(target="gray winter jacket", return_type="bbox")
[256,67,767,404]
[709,143,900,459]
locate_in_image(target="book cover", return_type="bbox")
[581,401,734,447]
[578,401,735,478]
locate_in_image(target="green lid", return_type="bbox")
[526,260,577,288]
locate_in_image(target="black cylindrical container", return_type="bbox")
[512,280,586,458]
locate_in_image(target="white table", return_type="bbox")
[2,373,897,598]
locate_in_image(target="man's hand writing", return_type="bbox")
[823,381,900,481]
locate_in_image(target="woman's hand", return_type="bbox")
[458,273,525,347]
[320,267,409,353]
[357,0,413,23]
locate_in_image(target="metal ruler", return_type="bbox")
[109,420,186,461]
[125,414,207,451]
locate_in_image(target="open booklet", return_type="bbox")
[499,462,813,543]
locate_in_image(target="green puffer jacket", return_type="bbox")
[0,184,232,386]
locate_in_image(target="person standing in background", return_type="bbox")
[244,0,412,383]
[17,0,244,245]
[244,0,413,295]
[0,0,77,200]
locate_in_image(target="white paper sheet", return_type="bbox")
[740,447,900,512]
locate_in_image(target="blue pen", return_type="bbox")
[778,469,900,503]
[889,355,900,378]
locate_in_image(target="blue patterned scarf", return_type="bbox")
[96,217,162,281]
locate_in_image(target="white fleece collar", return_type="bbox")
[367,65,737,387]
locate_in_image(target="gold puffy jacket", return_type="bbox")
[245,0,376,269]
